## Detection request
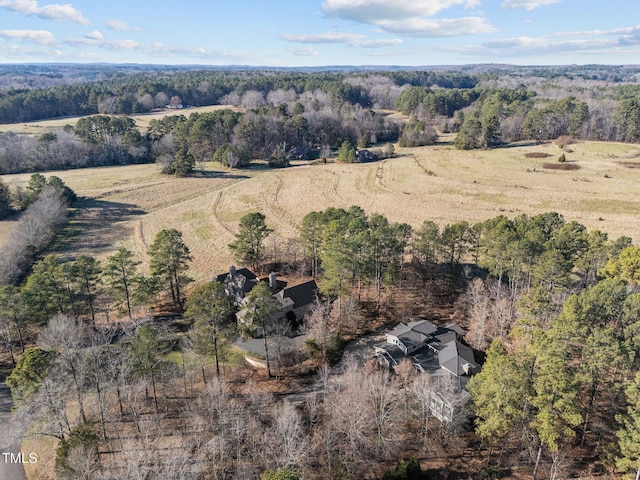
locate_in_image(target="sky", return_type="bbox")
[0,0,639,66]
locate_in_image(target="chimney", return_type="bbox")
[269,272,277,290]
[229,265,236,278]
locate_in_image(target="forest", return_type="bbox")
[1,64,640,480]
[2,200,640,479]
[1,65,640,174]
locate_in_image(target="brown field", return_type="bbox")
[0,104,244,135]
[1,138,640,282]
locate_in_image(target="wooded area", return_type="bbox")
[1,64,640,480]
[1,65,640,174]
[1,203,639,479]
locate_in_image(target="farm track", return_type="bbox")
[211,190,235,236]
[328,170,346,203]
[374,160,392,192]
[263,173,301,231]
[91,180,171,200]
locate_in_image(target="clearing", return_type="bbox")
[1,139,639,281]
[0,104,244,135]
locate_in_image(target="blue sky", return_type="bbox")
[0,0,638,65]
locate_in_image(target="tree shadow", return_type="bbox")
[51,197,146,256]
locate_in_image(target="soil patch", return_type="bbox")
[542,162,580,170]
[524,152,553,158]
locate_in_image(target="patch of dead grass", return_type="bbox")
[1,140,640,281]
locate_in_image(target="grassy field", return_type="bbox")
[1,138,639,282]
[0,104,244,135]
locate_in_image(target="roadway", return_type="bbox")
[0,382,27,480]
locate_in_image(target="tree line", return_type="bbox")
[2,68,640,175]
[0,174,76,285]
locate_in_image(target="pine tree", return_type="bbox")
[228,212,272,271]
[103,247,139,320]
[148,229,192,309]
[617,372,640,480]
[185,281,233,379]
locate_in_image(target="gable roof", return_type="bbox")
[278,279,319,310]
[438,341,478,377]
[215,267,258,296]
[376,320,479,378]
[407,319,438,336]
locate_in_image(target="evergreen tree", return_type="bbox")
[185,281,233,379]
[103,247,139,320]
[6,347,58,404]
[337,140,356,163]
[243,282,280,377]
[72,255,101,326]
[228,212,272,271]
[468,340,531,453]
[482,114,501,148]
[617,372,640,480]
[148,229,192,309]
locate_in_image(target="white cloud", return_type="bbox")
[287,46,320,56]
[65,35,139,50]
[0,29,56,44]
[282,32,403,48]
[85,30,103,41]
[0,43,61,57]
[0,0,89,24]
[321,0,493,38]
[481,35,618,57]
[322,0,480,22]
[63,33,250,60]
[377,17,496,37]
[478,25,640,57]
[106,19,137,31]
[500,0,561,10]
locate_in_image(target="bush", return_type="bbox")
[399,119,437,147]
[381,456,423,480]
[337,141,357,163]
[260,468,301,480]
[480,464,502,480]
[55,423,98,478]
[558,153,566,163]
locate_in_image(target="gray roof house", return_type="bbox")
[375,319,479,423]
[223,269,318,334]
[374,319,479,380]
[215,266,259,307]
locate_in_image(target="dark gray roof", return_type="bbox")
[378,344,406,366]
[396,330,428,351]
[215,268,258,295]
[411,348,441,374]
[281,279,319,310]
[408,319,438,336]
[443,323,465,336]
[215,267,257,283]
[438,341,478,377]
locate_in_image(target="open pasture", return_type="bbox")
[0,104,243,135]
[1,139,639,281]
